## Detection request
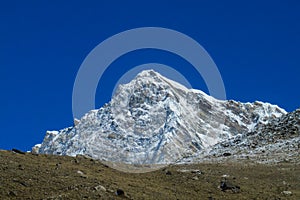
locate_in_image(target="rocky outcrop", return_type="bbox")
[200,109,300,163]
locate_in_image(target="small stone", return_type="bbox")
[223,152,231,157]
[165,170,172,175]
[77,170,84,175]
[107,189,114,193]
[55,163,61,169]
[220,180,240,193]
[177,169,189,173]
[77,170,87,178]
[81,175,87,178]
[282,191,292,195]
[191,169,202,174]
[18,164,24,170]
[94,185,106,192]
[13,179,28,187]
[222,174,230,178]
[8,191,17,196]
[192,176,199,180]
[116,189,125,196]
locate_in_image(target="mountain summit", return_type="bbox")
[35,70,286,165]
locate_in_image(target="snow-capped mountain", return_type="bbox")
[34,70,286,165]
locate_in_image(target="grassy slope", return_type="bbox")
[0,150,299,200]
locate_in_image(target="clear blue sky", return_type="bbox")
[0,1,299,151]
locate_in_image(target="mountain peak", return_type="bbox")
[35,70,287,170]
[135,69,160,78]
[119,69,192,96]
[113,69,192,107]
[130,69,175,88]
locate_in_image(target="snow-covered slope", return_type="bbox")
[35,70,286,165]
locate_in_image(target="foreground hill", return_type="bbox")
[0,150,299,199]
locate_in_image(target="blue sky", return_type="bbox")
[0,1,299,151]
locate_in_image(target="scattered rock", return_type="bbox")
[8,191,17,196]
[81,174,88,178]
[282,190,292,196]
[77,170,84,175]
[221,174,230,178]
[77,170,87,178]
[94,185,106,192]
[55,163,62,169]
[165,170,172,175]
[107,189,114,193]
[223,152,231,157]
[192,176,199,180]
[220,179,240,193]
[116,189,125,196]
[18,164,24,170]
[178,169,202,174]
[13,179,28,187]
[191,169,202,174]
[177,169,190,173]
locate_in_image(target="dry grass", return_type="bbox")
[0,150,299,199]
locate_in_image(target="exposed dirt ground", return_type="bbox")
[0,150,299,199]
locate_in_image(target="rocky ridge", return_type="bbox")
[182,109,300,164]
